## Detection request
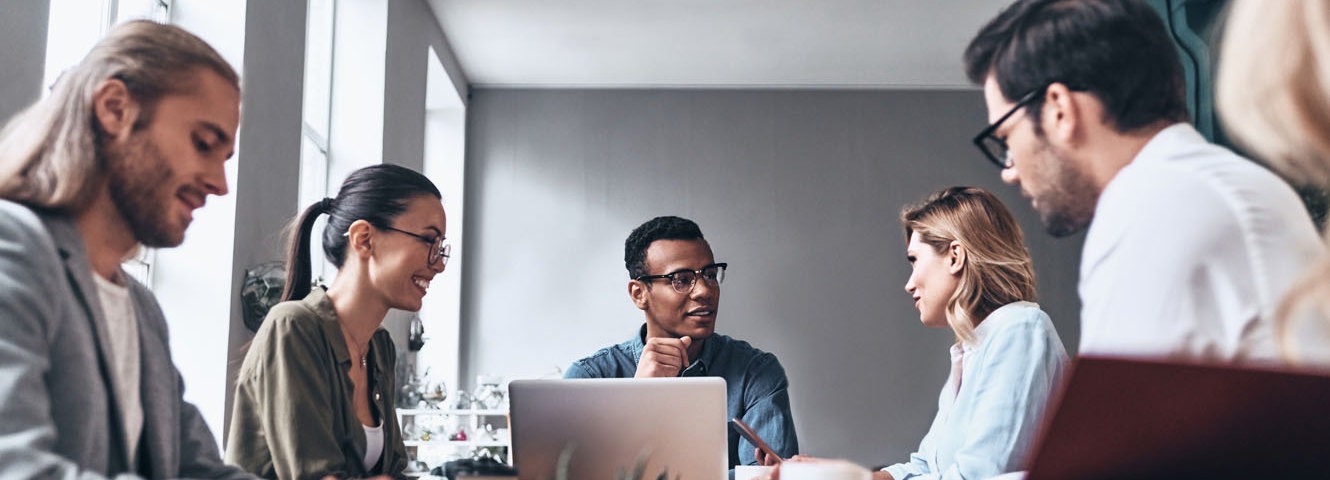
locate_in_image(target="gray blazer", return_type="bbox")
[0,200,254,480]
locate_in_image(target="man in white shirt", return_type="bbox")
[961,0,1324,363]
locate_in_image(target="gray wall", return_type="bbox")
[384,0,469,170]
[380,0,471,366]
[0,0,49,121]
[460,88,1085,465]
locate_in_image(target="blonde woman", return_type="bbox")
[1217,0,1330,365]
[759,186,1068,480]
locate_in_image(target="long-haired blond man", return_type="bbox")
[0,21,251,479]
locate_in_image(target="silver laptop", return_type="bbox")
[508,377,728,480]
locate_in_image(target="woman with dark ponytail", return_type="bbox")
[226,164,448,480]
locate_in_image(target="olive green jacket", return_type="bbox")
[226,288,407,480]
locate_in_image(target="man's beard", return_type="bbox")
[1031,142,1098,238]
[104,134,188,248]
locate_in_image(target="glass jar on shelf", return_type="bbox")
[399,367,447,410]
[452,390,473,410]
[421,379,448,409]
[471,375,506,410]
[398,369,426,409]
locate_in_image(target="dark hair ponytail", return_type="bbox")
[281,164,442,302]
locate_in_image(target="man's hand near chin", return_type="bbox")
[634,336,692,377]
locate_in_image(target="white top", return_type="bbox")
[363,422,384,471]
[883,302,1068,480]
[93,272,143,464]
[1079,123,1325,363]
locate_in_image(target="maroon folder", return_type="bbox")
[1024,356,1330,479]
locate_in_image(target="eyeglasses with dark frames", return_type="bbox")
[381,226,451,267]
[635,263,728,294]
[972,86,1047,169]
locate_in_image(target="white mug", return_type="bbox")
[778,461,871,480]
[735,465,774,480]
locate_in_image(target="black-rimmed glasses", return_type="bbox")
[382,226,451,267]
[635,263,727,294]
[972,86,1046,169]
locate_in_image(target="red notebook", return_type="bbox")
[1024,356,1330,479]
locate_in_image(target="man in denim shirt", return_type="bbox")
[565,216,799,469]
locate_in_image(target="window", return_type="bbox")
[45,0,173,283]
[419,46,467,400]
[44,0,170,93]
[123,248,154,285]
[299,0,336,283]
[113,0,171,23]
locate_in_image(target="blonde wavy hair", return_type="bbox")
[0,20,238,213]
[901,186,1038,344]
[1217,0,1330,362]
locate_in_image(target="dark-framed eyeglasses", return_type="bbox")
[382,226,451,267]
[635,263,728,294]
[972,86,1047,169]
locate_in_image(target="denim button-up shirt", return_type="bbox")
[564,324,799,468]
[883,302,1068,480]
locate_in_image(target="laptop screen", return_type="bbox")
[509,377,729,480]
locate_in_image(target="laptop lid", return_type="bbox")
[509,377,728,480]
[1024,356,1330,478]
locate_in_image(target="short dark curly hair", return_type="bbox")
[625,216,705,279]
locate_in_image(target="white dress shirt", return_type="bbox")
[1078,123,1325,362]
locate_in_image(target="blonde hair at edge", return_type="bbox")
[0,20,239,213]
[901,186,1038,345]
[1216,0,1330,362]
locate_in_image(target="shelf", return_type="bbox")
[404,440,509,448]
[398,408,507,416]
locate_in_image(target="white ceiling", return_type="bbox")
[426,0,1013,89]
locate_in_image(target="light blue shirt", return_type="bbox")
[884,302,1068,480]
